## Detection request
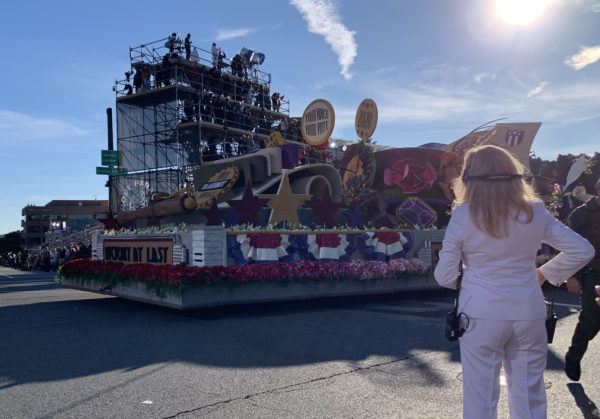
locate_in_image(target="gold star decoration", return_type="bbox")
[258,172,312,226]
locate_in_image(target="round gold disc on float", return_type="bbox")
[355,98,378,140]
[266,131,285,148]
[194,166,240,207]
[301,99,335,146]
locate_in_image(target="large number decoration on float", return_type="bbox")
[355,98,378,141]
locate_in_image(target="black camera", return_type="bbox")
[445,308,465,341]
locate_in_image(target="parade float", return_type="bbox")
[58,36,544,308]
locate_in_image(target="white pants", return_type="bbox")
[459,317,547,419]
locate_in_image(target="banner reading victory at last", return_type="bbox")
[103,238,174,265]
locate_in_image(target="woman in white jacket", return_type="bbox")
[434,145,594,419]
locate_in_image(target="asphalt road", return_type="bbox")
[0,266,598,418]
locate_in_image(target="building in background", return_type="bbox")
[21,200,108,246]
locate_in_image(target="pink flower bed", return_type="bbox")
[57,258,429,291]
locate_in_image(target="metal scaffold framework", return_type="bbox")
[112,36,305,213]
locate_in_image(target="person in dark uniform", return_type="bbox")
[133,66,143,93]
[184,34,191,60]
[564,177,600,381]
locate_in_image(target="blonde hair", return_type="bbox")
[452,145,537,238]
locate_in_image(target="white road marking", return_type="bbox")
[0,279,55,284]
[553,302,581,309]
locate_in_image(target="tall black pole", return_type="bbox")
[106,108,114,150]
[106,107,114,212]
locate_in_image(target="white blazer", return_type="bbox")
[434,200,594,320]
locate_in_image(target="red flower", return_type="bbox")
[57,257,428,289]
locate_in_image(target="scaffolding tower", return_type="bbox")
[112,36,302,213]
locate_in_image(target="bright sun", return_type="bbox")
[495,0,552,25]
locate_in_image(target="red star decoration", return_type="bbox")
[199,198,223,226]
[306,185,342,228]
[226,180,269,226]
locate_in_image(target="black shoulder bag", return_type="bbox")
[445,262,468,341]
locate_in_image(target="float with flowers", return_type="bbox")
[60,38,547,308]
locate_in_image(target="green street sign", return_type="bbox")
[96,166,119,176]
[101,150,119,166]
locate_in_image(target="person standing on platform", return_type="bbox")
[184,34,191,60]
[211,43,221,68]
[165,33,177,54]
[133,66,143,93]
[141,64,151,91]
[564,177,600,381]
[190,47,200,63]
[271,92,284,112]
[434,145,594,419]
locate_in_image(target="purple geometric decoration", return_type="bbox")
[395,197,437,228]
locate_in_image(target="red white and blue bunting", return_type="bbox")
[236,234,290,264]
[359,231,411,261]
[227,231,411,265]
[307,234,352,261]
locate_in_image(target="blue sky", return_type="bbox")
[1,0,599,235]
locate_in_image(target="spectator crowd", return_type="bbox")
[0,225,102,272]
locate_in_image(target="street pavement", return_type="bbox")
[0,266,599,418]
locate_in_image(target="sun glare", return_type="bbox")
[495,0,552,25]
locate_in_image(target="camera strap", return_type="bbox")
[550,287,556,308]
[452,261,464,311]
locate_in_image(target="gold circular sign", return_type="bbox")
[301,99,335,146]
[266,131,285,148]
[355,98,378,140]
[194,166,240,207]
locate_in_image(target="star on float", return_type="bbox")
[258,172,312,226]
[199,198,223,226]
[226,180,269,226]
[343,204,367,229]
[306,185,342,228]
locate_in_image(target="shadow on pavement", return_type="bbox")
[567,383,600,419]
[0,290,459,389]
[0,283,60,293]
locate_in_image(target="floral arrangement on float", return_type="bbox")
[56,257,429,296]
